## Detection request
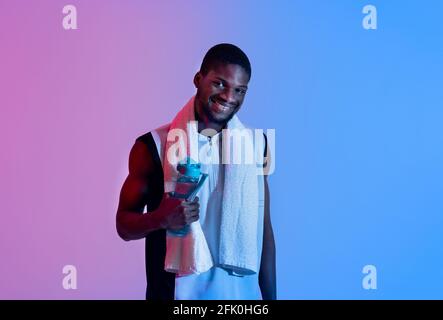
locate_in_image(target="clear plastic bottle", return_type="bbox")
[167,158,201,237]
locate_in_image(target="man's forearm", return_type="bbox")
[116,211,164,241]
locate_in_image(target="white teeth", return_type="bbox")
[212,100,228,112]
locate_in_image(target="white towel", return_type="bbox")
[163,95,263,276]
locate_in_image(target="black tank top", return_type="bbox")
[135,132,175,300]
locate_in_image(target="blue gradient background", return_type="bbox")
[1,0,442,299]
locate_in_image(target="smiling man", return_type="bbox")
[116,43,276,300]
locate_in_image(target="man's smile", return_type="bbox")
[209,97,236,114]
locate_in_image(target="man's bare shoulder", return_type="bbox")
[128,139,155,178]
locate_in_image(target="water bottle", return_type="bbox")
[167,157,202,237]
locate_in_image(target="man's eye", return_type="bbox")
[213,82,224,88]
[237,89,247,95]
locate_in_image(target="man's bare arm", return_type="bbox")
[116,141,165,241]
[259,138,277,300]
[259,175,277,299]
[116,140,200,241]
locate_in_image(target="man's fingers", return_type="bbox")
[183,196,199,205]
[183,207,199,223]
[182,200,195,205]
[184,207,199,217]
[182,202,200,210]
[186,213,199,224]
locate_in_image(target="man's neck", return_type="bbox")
[197,120,225,134]
[194,104,226,135]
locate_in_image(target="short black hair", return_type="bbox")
[200,43,252,80]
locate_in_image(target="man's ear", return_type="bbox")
[193,71,202,88]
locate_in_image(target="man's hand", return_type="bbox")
[154,194,200,231]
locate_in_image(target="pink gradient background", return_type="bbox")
[1,0,255,299]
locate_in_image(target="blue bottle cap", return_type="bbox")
[177,157,201,178]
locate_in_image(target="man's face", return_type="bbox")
[194,63,250,126]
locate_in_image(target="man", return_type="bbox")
[116,43,276,300]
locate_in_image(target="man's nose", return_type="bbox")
[218,87,236,104]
